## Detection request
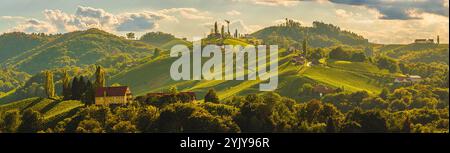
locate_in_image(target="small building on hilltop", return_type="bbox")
[95,86,133,106]
[414,39,434,44]
[394,75,423,84]
[313,85,336,97]
[291,55,306,65]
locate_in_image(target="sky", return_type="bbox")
[0,0,448,44]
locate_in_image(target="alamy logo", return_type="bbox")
[169,37,278,91]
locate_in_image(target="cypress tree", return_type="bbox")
[79,76,86,98]
[71,77,80,100]
[44,71,55,99]
[214,22,218,35]
[62,70,71,100]
[221,25,225,38]
[204,88,219,103]
[84,80,95,105]
[302,39,307,56]
[94,66,105,89]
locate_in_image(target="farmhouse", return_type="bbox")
[291,55,306,65]
[313,85,336,96]
[414,39,434,44]
[95,86,133,106]
[394,75,423,84]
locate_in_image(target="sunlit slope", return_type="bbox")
[4,28,154,74]
[109,42,297,99]
[110,39,393,100]
[0,97,83,119]
[302,63,388,94]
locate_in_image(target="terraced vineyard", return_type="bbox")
[0,97,83,119]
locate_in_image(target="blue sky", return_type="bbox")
[0,0,448,44]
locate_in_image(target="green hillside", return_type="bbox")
[251,21,369,48]
[140,31,190,50]
[0,97,83,119]
[377,43,449,64]
[109,37,391,101]
[0,69,31,93]
[0,28,403,104]
[0,32,51,62]
[302,66,385,94]
[110,38,253,96]
[3,28,155,74]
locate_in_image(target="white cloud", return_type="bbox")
[9,6,179,33]
[159,8,211,20]
[335,9,353,18]
[332,9,449,44]
[0,16,26,21]
[116,12,172,32]
[328,0,449,20]
[250,0,300,7]
[229,0,300,7]
[44,9,82,32]
[230,20,261,34]
[10,18,57,33]
[75,5,118,27]
[226,10,241,16]
[43,6,124,32]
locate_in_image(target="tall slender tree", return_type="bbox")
[71,77,80,100]
[84,80,95,105]
[79,76,86,98]
[221,25,225,38]
[44,71,55,99]
[62,70,71,100]
[225,20,230,35]
[204,88,219,103]
[302,39,307,56]
[214,22,218,35]
[94,65,106,89]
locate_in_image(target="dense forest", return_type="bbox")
[0,87,447,133]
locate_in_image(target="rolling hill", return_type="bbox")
[0,26,432,105]
[2,28,155,74]
[376,43,449,64]
[0,97,83,120]
[0,32,51,62]
[108,38,392,101]
[251,21,369,48]
[139,31,191,50]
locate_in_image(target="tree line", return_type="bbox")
[1,85,447,133]
[43,66,106,104]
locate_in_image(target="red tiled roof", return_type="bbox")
[313,85,335,94]
[95,86,130,97]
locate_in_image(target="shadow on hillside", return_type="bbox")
[40,100,61,114]
[23,98,44,111]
